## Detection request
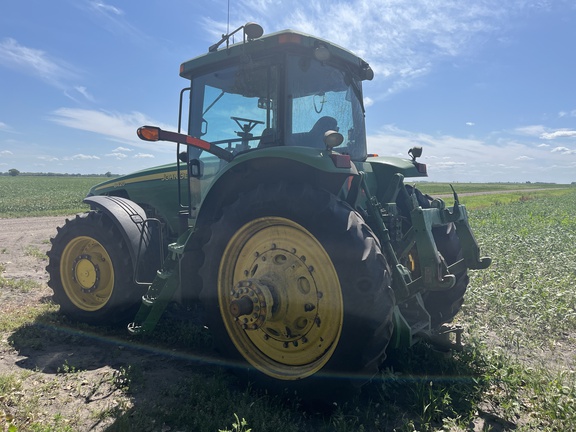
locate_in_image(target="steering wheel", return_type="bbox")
[231,117,264,134]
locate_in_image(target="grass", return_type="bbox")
[3,183,576,430]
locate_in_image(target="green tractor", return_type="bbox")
[47,23,490,389]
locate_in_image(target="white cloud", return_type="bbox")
[541,130,576,140]
[134,153,154,159]
[65,154,101,160]
[551,146,576,155]
[366,124,576,182]
[466,122,475,126]
[0,121,10,131]
[106,152,128,159]
[0,150,13,156]
[538,143,550,148]
[112,146,132,152]
[37,155,59,162]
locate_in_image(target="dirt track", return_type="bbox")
[0,215,208,431]
[0,215,70,281]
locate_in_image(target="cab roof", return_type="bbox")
[179,29,371,80]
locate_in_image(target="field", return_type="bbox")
[1,176,576,431]
[0,176,103,218]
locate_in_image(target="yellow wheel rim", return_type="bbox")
[218,217,343,380]
[60,236,114,312]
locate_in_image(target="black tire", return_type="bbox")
[46,211,145,324]
[199,183,395,390]
[404,187,470,328]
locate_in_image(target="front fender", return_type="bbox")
[83,195,152,269]
[364,156,427,179]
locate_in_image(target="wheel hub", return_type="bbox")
[72,254,101,293]
[229,244,321,348]
[229,279,273,330]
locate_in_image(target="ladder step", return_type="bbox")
[128,274,179,333]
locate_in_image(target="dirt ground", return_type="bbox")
[0,216,211,431]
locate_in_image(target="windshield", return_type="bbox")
[187,53,367,161]
[188,61,278,159]
[285,55,367,161]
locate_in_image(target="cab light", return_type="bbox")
[279,33,302,44]
[367,154,379,158]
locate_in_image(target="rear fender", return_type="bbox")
[193,147,357,236]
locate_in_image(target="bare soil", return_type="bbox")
[0,216,209,431]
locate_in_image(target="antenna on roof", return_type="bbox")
[227,0,230,35]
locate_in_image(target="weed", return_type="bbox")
[24,246,47,260]
[219,413,252,432]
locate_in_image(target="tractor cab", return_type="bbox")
[179,25,374,163]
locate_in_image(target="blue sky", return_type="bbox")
[1,0,575,183]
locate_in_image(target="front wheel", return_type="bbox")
[46,212,145,324]
[200,183,395,386]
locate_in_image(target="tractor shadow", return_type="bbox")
[8,304,511,431]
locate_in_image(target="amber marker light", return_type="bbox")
[137,126,160,141]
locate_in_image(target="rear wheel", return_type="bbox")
[46,212,145,324]
[200,183,395,387]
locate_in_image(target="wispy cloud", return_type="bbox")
[211,0,565,98]
[89,0,123,16]
[0,38,78,89]
[0,38,94,101]
[80,0,151,45]
[559,110,576,118]
[48,107,174,152]
[0,150,14,156]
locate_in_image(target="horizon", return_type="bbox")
[1,1,575,183]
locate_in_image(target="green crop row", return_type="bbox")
[1,175,571,218]
[0,176,103,217]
